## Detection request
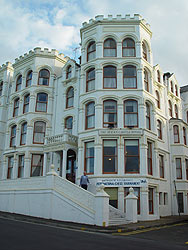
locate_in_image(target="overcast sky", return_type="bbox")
[0,0,187,86]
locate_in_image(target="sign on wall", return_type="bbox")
[96,178,147,187]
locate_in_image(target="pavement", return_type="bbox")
[0,211,188,234]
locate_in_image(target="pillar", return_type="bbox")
[118,187,125,213]
[62,149,67,178]
[125,187,138,223]
[43,152,48,176]
[140,186,149,220]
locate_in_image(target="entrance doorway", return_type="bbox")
[66,149,76,183]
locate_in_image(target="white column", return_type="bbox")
[43,152,48,176]
[62,149,67,178]
[96,42,103,58]
[117,68,122,89]
[117,42,122,57]
[125,187,138,223]
[118,138,124,176]
[2,156,7,179]
[24,153,31,178]
[95,104,102,129]
[12,153,18,179]
[137,69,143,89]
[140,144,147,175]
[139,104,146,129]
[95,145,102,175]
[118,104,123,128]
[140,187,149,220]
[118,187,125,212]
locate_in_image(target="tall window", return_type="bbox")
[147,141,152,175]
[36,93,48,112]
[20,122,27,145]
[124,100,138,127]
[104,38,116,57]
[13,98,19,117]
[18,155,24,178]
[103,66,117,88]
[144,70,149,92]
[33,121,46,144]
[183,127,187,145]
[157,120,162,139]
[65,116,73,134]
[31,154,43,177]
[146,103,151,130]
[156,91,160,109]
[103,140,117,173]
[85,141,94,174]
[177,193,184,213]
[185,159,188,180]
[187,111,188,123]
[103,100,117,128]
[142,42,147,61]
[124,187,140,214]
[0,81,3,96]
[23,94,30,113]
[123,65,137,88]
[26,70,32,87]
[159,155,164,178]
[86,102,95,129]
[10,125,17,147]
[157,70,160,82]
[175,85,178,96]
[168,100,172,117]
[175,104,178,118]
[7,156,14,179]
[122,38,135,57]
[86,68,95,92]
[176,158,182,179]
[170,81,174,93]
[66,87,74,108]
[173,125,179,143]
[148,188,154,214]
[66,66,72,79]
[16,75,22,91]
[87,41,96,61]
[125,140,139,173]
[38,69,50,85]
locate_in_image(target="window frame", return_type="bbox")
[86,68,95,92]
[16,75,22,91]
[147,141,152,175]
[183,127,187,145]
[38,69,50,86]
[66,87,74,108]
[124,99,138,128]
[124,139,140,174]
[31,154,44,177]
[13,98,19,117]
[7,156,14,179]
[142,42,147,61]
[103,139,118,174]
[35,93,48,112]
[185,159,188,180]
[65,116,73,133]
[157,120,162,140]
[18,155,24,178]
[85,102,95,130]
[146,103,151,130]
[103,38,117,57]
[0,81,3,96]
[170,81,174,93]
[175,104,178,118]
[33,121,46,144]
[148,188,154,214]
[10,125,17,147]
[103,99,117,128]
[156,90,160,109]
[84,141,94,175]
[175,85,178,96]
[123,65,137,89]
[159,154,164,178]
[176,158,182,179]
[168,100,173,117]
[157,70,160,82]
[87,41,96,62]
[23,94,30,113]
[122,38,136,57]
[26,70,32,87]
[20,122,27,145]
[144,69,149,92]
[66,65,72,80]
[173,125,180,143]
[103,65,117,89]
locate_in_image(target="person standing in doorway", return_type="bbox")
[80,171,89,190]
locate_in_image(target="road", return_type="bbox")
[0,217,187,250]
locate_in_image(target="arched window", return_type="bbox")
[13,98,19,117]
[146,103,151,130]
[142,42,147,61]
[175,85,178,96]
[10,125,17,147]
[157,120,162,139]
[38,69,50,85]
[26,70,32,87]
[124,100,138,127]
[36,93,48,112]
[16,75,22,91]
[66,66,72,79]
[144,70,149,92]
[168,100,172,117]
[175,104,178,118]
[65,116,73,134]
[103,66,117,89]
[33,121,46,144]
[123,65,137,89]
[104,38,116,57]
[20,122,27,145]
[66,87,74,108]
[122,38,135,57]
[183,127,187,145]
[103,100,117,128]
[173,125,179,143]
[156,91,160,109]
[85,102,95,129]
[23,94,30,113]
[157,70,160,82]
[0,81,3,96]
[86,68,95,92]
[87,41,96,61]
[170,81,174,93]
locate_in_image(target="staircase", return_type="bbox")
[109,205,128,226]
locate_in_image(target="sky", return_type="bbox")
[0,0,187,86]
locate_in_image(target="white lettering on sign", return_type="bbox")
[99,129,143,136]
[96,178,147,187]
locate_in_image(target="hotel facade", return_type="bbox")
[0,14,188,225]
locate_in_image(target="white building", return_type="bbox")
[0,14,188,225]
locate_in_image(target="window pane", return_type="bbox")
[103,140,117,173]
